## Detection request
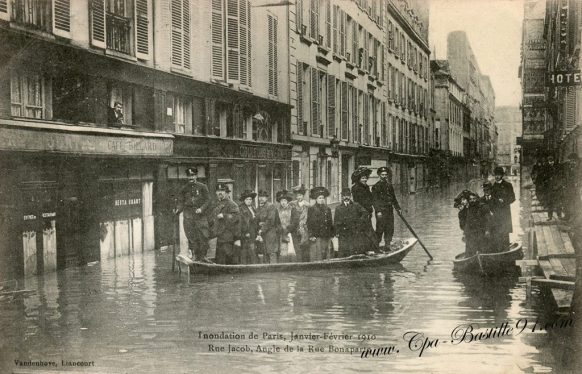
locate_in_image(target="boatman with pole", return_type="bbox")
[174,167,210,261]
[372,166,402,248]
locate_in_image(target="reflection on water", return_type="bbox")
[0,177,576,373]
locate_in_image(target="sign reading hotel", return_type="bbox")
[546,71,582,86]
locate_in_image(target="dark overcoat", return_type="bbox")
[351,182,374,214]
[334,201,375,256]
[210,198,240,243]
[178,181,210,238]
[239,204,258,240]
[371,179,401,214]
[490,180,515,234]
[307,204,334,239]
[256,202,280,254]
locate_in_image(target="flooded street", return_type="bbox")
[0,178,576,373]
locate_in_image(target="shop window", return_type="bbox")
[11,71,49,119]
[227,103,245,139]
[253,111,272,142]
[173,95,192,134]
[192,96,206,135]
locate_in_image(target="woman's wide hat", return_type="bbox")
[310,186,330,200]
[351,166,372,183]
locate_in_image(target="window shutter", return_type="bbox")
[325,0,331,48]
[268,15,274,95]
[226,0,240,82]
[332,5,337,54]
[327,75,335,138]
[273,17,278,95]
[52,0,71,38]
[171,0,190,69]
[211,0,225,79]
[341,81,348,141]
[339,10,346,57]
[91,0,106,49]
[0,0,9,21]
[297,63,304,135]
[311,67,319,136]
[239,0,248,85]
[310,0,319,40]
[296,0,303,33]
[247,2,251,86]
[135,0,152,60]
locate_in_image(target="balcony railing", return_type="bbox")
[12,0,52,32]
[106,12,131,55]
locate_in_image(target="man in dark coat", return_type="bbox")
[490,166,515,249]
[239,190,258,264]
[256,190,280,263]
[174,167,210,261]
[307,187,334,261]
[563,153,581,221]
[334,188,376,257]
[480,183,502,253]
[210,184,241,264]
[464,192,488,257]
[372,166,402,247]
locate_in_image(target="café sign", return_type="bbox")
[546,71,582,86]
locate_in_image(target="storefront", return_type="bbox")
[155,136,293,249]
[0,119,173,280]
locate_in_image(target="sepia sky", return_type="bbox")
[429,0,524,107]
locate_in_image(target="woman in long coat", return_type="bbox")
[276,190,299,263]
[306,187,334,261]
[290,185,309,262]
[256,190,280,263]
[239,190,258,264]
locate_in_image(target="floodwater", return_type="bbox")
[0,177,577,373]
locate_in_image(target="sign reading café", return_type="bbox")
[546,71,582,86]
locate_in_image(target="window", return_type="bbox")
[173,95,192,134]
[311,67,321,136]
[388,21,394,50]
[11,71,48,119]
[108,82,133,126]
[339,9,346,56]
[327,75,336,138]
[268,14,278,96]
[211,0,251,85]
[11,0,71,37]
[341,81,348,141]
[192,96,206,135]
[309,0,319,40]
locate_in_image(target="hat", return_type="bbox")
[310,186,330,200]
[292,184,306,195]
[186,167,198,176]
[276,190,292,202]
[240,190,257,201]
[258,190,270,197]
[351,166,372,183]
[377,166,391,176]
[216,183,230,193]
[453,189,472,208]
[482,183,492,191]
[494,166,505,175]
[341,188,352,197]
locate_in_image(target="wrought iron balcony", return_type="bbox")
[11,0,52,32]
[106,12,131,55]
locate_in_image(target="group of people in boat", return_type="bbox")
[455,166,515,257]
[175,166,401,265]
[531,153,580,222]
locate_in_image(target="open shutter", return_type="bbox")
[52,0,71,38]
[268,15,274,94]
[325,0,331,48]
[296,0,302,33]
[311,67,319,136]
[239,0,248,86]
[183,0,191,69]
[135,0,152,60]
[247,2,251,86]
[309,0,319,40]
[327,75,335,138]
[171,0,182,67]
[211,0,224,79]
[226,0,240,83]
[297,63,304,135]
[332,5,338,54]
[339,10,345,57]
[341,81,348,140]
[273,16,278,95]
[91,0,106,49]
[0,0,9,21]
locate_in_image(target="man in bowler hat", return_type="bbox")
[174,167,210,261]
[372,166,401,247]
[210,183,241,264]
[334,188,376,256]
[490,166,515,249]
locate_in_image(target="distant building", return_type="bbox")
[496,106,522,175]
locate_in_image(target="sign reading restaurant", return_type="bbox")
[546,71,582,86]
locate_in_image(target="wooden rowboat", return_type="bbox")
[453,242,524,276]
[176,238,418,276]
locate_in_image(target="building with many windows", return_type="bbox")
[289,0,431,200]
[496,106,522,175]
[0,0,291,280]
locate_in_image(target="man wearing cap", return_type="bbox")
[490,166,515,249]
[307,187,334,261]
[256,190,280,263]
[334,188,375,257]
[174,167,210,261]
[290,185,309,262]
[210,184,241,264]
[372,166,401,248]
[239,190,258,264]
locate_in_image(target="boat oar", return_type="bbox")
[396,210,433,260]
